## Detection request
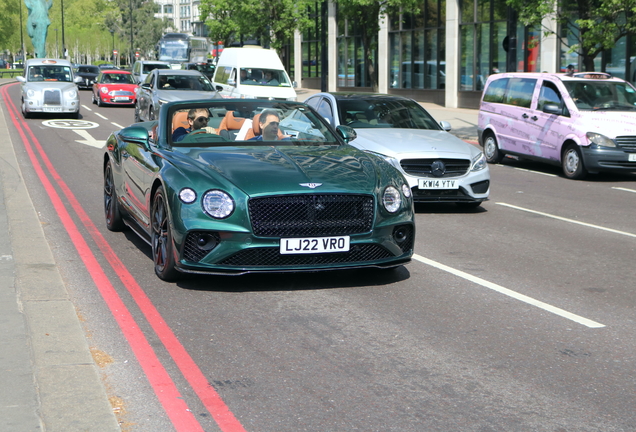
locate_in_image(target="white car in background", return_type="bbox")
[17,58,82,119]
[305,93,490,208]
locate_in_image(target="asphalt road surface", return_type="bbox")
[3,83,636,431]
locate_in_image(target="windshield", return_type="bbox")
[28,65,73,82]
[102,73,135,84]
[169,102,339,146]
[77,66,99,74]
[239,68,291,87]
[143,64,171,73]
[159,40,188,62]
[338,98,442,129]
[563,80,636,111]
[158,74,215,91]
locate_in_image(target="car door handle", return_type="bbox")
[522,113,539,121]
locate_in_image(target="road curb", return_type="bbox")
[0,85,120,431]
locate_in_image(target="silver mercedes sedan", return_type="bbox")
[134,69,220,122]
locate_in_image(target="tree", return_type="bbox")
[335,0,421,91]
[506,0,636,71]
[199,0,314,50]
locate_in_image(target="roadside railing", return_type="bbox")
[0,70,22,78]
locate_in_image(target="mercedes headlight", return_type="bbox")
[471,152,488,171]
[202,190,234,219]
[383,186,402,213]
[586,132,616,148]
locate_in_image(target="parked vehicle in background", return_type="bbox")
[16,58,82,119]
[182,62,215,80]
[92,70,138,107]
[212,46,297,101]
[74,64,100,90]
[98,63,117,70]
[135,69,219,122]
[478,71,636,179]
[305,93,490,208]
[104,98,414,281]
[156,33,209,69]
[131,60,171,84]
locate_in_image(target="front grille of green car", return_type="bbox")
[219,244,393,267]
[248,194,374,237]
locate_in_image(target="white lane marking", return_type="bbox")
[111,122,125,129]
[511,167,558,177]
[81,105,92,111]
[413,254,605,328]
[72,129,106,148]
[612,187,636,194]
[497,202,636,238]
[95,112,108,120]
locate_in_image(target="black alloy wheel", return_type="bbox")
[104,162,125,231]
[151,187,179,281]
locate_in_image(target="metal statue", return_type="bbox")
[25,0,53,58]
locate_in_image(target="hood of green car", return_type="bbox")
[175,145,379,195]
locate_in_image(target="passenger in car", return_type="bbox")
[172,108,216,142]
[248,109,290,141]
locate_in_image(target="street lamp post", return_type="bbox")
[54,28,59,58]
[129,0,134,67]
[61,0,66,58]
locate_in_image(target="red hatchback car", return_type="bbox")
[92,70,138,107]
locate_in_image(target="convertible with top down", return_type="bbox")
[103,99,415,281]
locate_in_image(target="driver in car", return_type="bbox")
[172,108,217,142]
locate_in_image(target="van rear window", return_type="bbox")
[483,78,508,103]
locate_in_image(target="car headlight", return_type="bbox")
[402,184,412,198]
[66,89,77,98]
[202,190,234,219]
[179,188,197,204]
[383,186,402,213]
[101,87,108,94]
[471,152,488,171]
[586,132,616,148]
[26,88,40,98]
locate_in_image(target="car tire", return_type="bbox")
[21,99,31,119]
[483,132,504,164]
[151,187,179,281]
[104,162,126,232]
[97,95,104,107]
[562,143,587,180]
[134,104,141,122]
[92,92,97,105]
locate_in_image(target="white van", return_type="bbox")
[478,72,636,179]
[212,47,297,101]
[132,60,171,84]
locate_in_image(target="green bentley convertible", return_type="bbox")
[103,99,415,281]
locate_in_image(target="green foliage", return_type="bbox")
[506,0,636,69]
[199,0,314,50]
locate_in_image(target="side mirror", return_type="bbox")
[119,126,150,150]
[16,76,25,83]
[216,85,224,92]
[73,76,83,84]
[141,83,151,89]
[336,125,357,143]
[439,120,452,131]
[292,81,298,89]
[543,104,562,115]
[227,78,236,87]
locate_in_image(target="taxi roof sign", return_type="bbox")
[572,72,612,79]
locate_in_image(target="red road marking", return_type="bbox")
[1,85,246,432]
